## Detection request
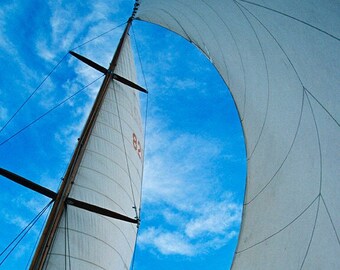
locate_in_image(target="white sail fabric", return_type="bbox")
[43,35,144,270]
[136,1,340,269]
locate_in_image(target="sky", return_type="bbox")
[0,1,246,269]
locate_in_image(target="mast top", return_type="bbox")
[131,0,140,20]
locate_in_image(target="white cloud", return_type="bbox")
[185,198,241,239]
[0,104,8,123]
[138,228,195,256]
[0,3,18,56]
[138,115,242,256]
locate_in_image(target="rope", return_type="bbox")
[0,75,104,147]
[0,21,126,140]
[25,201,53,270]
[65,205,72,270]
[0,53,69,135]
[131,23,149,214]
[113,87,138,219]
[71,22,127,51]
[0,200,53,266]
[130,22,150,270]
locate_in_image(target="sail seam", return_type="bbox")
[244,90,305,205]
[47,254,106,270]
[181,0,233,85]
[299,91,324,269]
[57,226,134,252]
[83,148,142,182]
[234,0,270,159]
[299,197,321,269]
[91,120,142,155]
[237,0,340,41]
[165,0,233,86]
[99,106,143,135]
[70,184,133,216]
[236,195,319,253]
[50,231,129,269]
[304,88,339,127]
[80,152,142,185]
[237,2,308,205]
[75,166,138,202]
[320,195,340,245]
[112,86,138,219]
[208,0,248,121]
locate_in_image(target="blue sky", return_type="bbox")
[0,1,246,269]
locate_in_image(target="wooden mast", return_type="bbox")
[29,18,133,270]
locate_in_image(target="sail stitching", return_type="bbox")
[50,231,129,269]
[83,148,142,182]
[320,195,340,245]
[244,90,305,205]
[304,88,339,127]
[237,2,308,205]
[56,227,134,253]
[112,85,138,219]
[237,0,340,41]
[130,23,150,269]
[57,216,135,252]
[236,195,319,253]
[48,254,106,270]
[71,184,133,216]
[161,1,232,85]
[233,0,270,159]
[299,91,325,269]
[131,23,149,214]
[299,197,321,269]
[207,0,248,121]
[74,168,137,203]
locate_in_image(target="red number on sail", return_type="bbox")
[132,133,142,159]
[137,141,142,158]
[133,133,138,150]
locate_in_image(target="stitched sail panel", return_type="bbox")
[43,35,143,270]
[136,1,340,269]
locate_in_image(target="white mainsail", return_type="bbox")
[38,33,144,269]
[135,0,340,269]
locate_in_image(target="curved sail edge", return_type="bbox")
[136,0,340,269]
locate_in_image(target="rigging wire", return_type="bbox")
[0,53,69,135]
[131,23,149,214]
[0,200,53,267]
[0,21,127,139]
[0,75,105,147]
[113,86,138,218]
[71,21,127,51]
[130,22,150,270]
[25,201,53,270]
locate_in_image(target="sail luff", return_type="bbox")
[29,19,135,270]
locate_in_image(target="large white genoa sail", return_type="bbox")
[136,0,340,269]
[39,33,144,269]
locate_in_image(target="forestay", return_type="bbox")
[135,1,340,269]
[43,35,144,270]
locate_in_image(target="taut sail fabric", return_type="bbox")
[136,1,340,269]
[43,35,144,269]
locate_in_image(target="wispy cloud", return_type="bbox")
[0,104,8,125]
[138,115,242,256]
